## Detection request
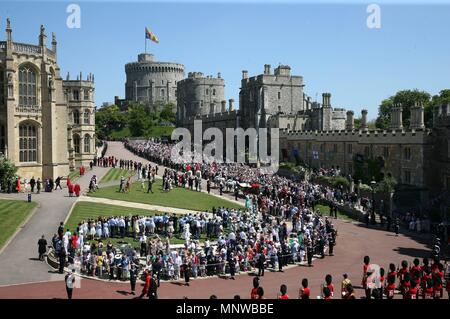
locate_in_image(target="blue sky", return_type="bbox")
[1,1,449,119]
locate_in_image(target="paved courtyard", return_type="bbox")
[0,141,439,299]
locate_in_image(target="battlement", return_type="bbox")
[183,109,241,122]
[279,127,431,142]
[63,72,95,85]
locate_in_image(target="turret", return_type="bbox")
[346,110,355,130]
[229,99,235,111]
[390,103,403,130]
[410,101,425,130]
[361,109,368,131]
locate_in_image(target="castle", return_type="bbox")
[176,64,348,134]
[115,53,184,113]
[0,20,96,180]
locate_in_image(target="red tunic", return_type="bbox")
[279,294,289,299]
[250,288,258,299]
[300,287,310,299]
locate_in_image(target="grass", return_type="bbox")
[65,202,223,247]
[108,126,174,139]
[100,168,135,184]
[89,179,243,212]
[0,199,37,250]
[68,170,80,181]
[316,204,358,222]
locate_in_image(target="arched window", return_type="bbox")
[84,110,90,125]
[19,123,37,162]
[84,89,90,101]
[73,134,80,154]
[0,124,5,154]
[84,135,90,153]
[18,66,37,107]
[73,110,80,125]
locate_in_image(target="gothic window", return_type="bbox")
[73,134,80,154]
[404,147,411,160]
[162,80,164,85]
[73,89,79,101]
[19,123,37,162]
[347,144,353,154]
[364,146,370,158]
[403,170,411,184]
[0,69,4,105]
[206,89,209,95]
[213,89,216,96]
[161,89,165,97]
[0,124,5,154]
[84,110,90,125]
[383,146,389,158]
[278,92,281,100]
[18,66,37,107]
[73,110,80,125]
[84,89,89,100]
[84,135,90,153]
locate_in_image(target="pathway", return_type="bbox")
[0,166,109,286]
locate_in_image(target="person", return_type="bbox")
[36,178,41,194]
[385,263,397,299]
[362,256,371,299]
[343,284,356,299]
[65,269,75,299]
[257,250,265,277]
[129,261,138,295]
[119,176,125,193]
[328,228,336,256]
[147,274,158,299]
[68,183,75,197]
[299,278,310,299]
[341,274,351,298]
[394,217,400,236]
[325,274,334,298]
[279,284,289,299]
[251,277,260,299]
[306,239,313,267]
[147,176,154,194]
[74,183,81,197]
[228,253,236,280]
[55,176,62,190]
[139,270,150,299]
[322,286,332,300]
[37,235,47,261]
[207,180,211,194]
[30,177,36,193]
[183,260,191,286]
[256,286,265,299]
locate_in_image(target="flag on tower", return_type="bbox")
[145,27,159,43]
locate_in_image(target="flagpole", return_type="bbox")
[145,35,147,54]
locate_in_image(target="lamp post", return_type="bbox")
[370,179,377,225]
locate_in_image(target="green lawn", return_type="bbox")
[68,170,80,181]
[100,168,135,184]
[0,199,38,249]
[65,201,220,247]
[108,126,174,139]
[89,179,243,212]
[316,204,357,222]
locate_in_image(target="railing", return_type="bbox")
[12,42,41,55]
[15,105,42,115]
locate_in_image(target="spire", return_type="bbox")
[51,32,57,51]
[66,72,70,81]
[6,18,12,44]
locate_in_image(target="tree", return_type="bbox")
[375,90,431,129]
[95,104,125,139]
[159,103,176,124]
[0,155,17,190]
[431,89,450,125]
[127,104,152,137]
[375,175,397,195]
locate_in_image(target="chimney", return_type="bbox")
[361,109,368,130]
[217,72,221,79]
[264,64,271,75]
[221,100,226,113]
[410,101,425,130]
[346,110,354,130]
[229,99,235,111]
[390,103,403,130]
[242,70,248,80]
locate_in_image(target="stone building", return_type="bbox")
[0,20,95,179]
[279,102,450,208]
[177,64,348,135]
[124,53,184,112]
[63,72,96,168]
